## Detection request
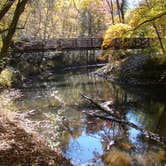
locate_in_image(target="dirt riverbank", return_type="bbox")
[0,113,72,166]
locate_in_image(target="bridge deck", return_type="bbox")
[11,37,152,53]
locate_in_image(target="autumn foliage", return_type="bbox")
[102,23,132,49]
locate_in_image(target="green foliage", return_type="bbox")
[0,67,22,87]
[0,67,15,87]
[129,0,166,53]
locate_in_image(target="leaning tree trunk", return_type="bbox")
[152,23,165,54]
[0,0,16,21]
[0,0,28,59]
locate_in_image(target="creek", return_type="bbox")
[2,57,166,165]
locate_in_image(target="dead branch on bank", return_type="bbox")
[81,94,166,147]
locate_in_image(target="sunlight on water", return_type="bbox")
[2,69,166,165]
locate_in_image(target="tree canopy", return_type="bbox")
[0,0,165,62]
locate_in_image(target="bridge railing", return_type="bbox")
[11,37,153,53]
[102,38,152,50]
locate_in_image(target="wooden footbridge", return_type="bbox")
[11,37,152,53]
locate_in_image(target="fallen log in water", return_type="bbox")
[81,94,166,148]
[81,94,121,118]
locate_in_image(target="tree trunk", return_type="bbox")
[105,0,114,24]
[0,0,16,21]
[0,0,28,58]
[115,0,121,22]
[120,0,125,23]
[152,23,165,54]
[110,0,115,24]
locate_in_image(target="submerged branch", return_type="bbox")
[81,94,121,118]
[81,94,166,147]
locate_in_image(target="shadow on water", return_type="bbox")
[2,68,166,165]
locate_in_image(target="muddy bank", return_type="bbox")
[0,114,72,166]
[95,53,166,86]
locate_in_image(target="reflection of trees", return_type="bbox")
[15,87,63,112]
[60,122,83,152]
[62,50,99,66]
[82,79,166,162]
[85,116,105,134]
[85,114,129,152]
[5,70,166,164]
[155,105,166,136]
[54,71,166,151]
[103,82,166,137]
[84,100,166,166]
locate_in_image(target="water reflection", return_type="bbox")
[2,69,166,165]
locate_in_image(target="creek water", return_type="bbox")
[5,69,166,165]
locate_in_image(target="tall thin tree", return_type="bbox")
[0,0,28,58]
[115,0,122,22]
[120,0,125,23]
[105,0,115,24]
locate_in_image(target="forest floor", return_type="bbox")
[0,113,71,166]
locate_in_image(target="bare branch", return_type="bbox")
[0,27,24,34]
[133,10,166,31]
[0,0,28,57]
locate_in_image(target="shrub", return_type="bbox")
[102,23,132,49]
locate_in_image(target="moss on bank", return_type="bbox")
[0,67,23,87]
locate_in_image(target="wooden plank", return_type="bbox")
[76,38,92,48]
[45,39,58,50]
